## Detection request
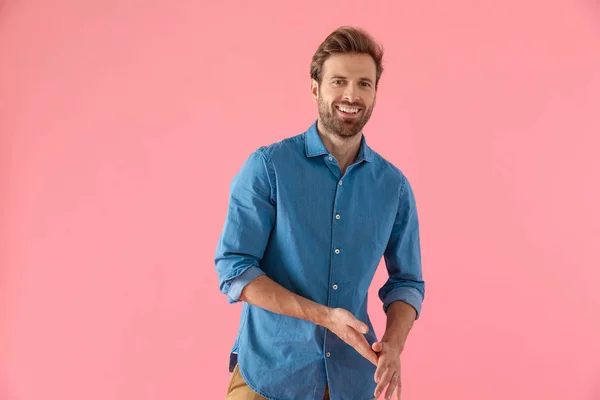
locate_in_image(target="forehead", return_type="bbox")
[321,53,376,80]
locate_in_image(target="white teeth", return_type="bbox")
[338,106,359,114]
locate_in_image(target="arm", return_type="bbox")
[214,148,327,325]
[372,174,425,399]
[214,149,275,305]
[378,173,425,332]
[214,149,377,365]
[240,274,378,365]
[380,300,416,352]
[239,274,330,326]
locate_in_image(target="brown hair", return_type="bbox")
[310,26,384,89]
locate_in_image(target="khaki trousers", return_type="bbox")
[225,364,331,400]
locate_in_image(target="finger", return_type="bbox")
[355,335,378,366]
[348,317,369,335]
[374,365,394,398]
[372,341,383,353]
[384,370,400,400]
[396,362,402,400]
[348,330,378,366]
[373,343,386,382]
[349,320,378,366]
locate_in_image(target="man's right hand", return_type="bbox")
[238,276,379,366]
[323,307,379,366]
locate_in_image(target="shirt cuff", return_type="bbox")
[382,286,424,319]
[227,266,265,303]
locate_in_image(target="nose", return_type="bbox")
[342,83,360,104]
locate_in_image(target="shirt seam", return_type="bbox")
[256,147,277,205]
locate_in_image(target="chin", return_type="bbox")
[336,127,361,138]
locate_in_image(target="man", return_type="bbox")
[215,26,425,400]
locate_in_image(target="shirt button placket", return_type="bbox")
[328,173,344,364]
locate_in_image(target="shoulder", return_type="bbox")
[253,132,304,161]
[369,148,409,188]
[240,131,304,187]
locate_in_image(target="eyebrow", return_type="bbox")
[329,75,374,84]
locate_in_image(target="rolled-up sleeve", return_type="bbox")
[378,174,425,319]
[214,148,276,304]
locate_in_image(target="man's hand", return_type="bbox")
[322,307,379,366]
[372,340,402,399]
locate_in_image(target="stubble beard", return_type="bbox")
[317,94,373,141]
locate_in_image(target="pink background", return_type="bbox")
[1,1,600,399]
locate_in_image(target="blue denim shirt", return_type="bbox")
[215,121,425,400]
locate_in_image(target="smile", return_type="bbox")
[335,105,362,115]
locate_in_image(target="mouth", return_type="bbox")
[335,104,362,118]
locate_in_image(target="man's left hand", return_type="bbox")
[371,340,402,399]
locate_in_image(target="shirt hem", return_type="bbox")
[237,361,283,400]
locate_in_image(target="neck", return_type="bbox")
[316,120,362,173]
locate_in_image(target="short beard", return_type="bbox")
[317,93,373,140]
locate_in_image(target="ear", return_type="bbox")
[310,79,319,104]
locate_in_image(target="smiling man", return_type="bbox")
[215,26,425,400]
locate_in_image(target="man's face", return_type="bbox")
[312,53,377,139]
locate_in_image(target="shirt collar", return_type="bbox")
[304,120,373,163]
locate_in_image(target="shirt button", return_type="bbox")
[339,180,343,186]
[326,352,331,357]
[334,249,340,254]
[335,214,341,220]
[328,156,333,161]
[332,284,338,290]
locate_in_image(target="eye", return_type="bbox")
[332,80,345,85]
[360,82,372,88]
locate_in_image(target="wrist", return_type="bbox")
[317,305,332,327]
[381,330,406,352]
[307,303,332,327]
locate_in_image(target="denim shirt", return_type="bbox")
[214,121,425,400]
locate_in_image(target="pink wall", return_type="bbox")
[1,1,599,399]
